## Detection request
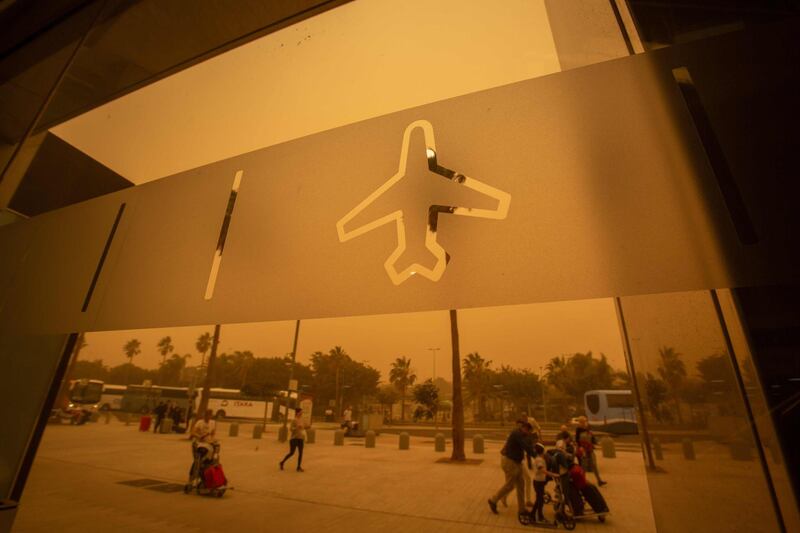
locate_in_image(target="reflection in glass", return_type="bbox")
[619,290,783,533]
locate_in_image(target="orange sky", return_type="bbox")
[81,297,626,383]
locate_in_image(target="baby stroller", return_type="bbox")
[184,441,227,497]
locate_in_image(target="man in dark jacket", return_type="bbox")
[488,421,536,518]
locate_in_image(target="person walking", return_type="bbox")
[488,421,536,520]
[153,401,167,433]
[503,416,535,508]
[576,416,606,486]
[280,407,308,472]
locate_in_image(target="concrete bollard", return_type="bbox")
[653,438,664,460]
[399,432,410,450]
[601,437,616,458]
[228,422,239,437]
[306,427,316,444]
[334,429,344,446]
[365,430,376,448]
[278,425,288,442]
[252,424,263,439]
[473,434,485,454]
[682,438,695,460]
[435,433,446,452]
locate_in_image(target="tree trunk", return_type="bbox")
[197,324,221,420]
[401,385,406,422]
[450,309,466,461]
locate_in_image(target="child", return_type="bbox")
[531,443,557,523]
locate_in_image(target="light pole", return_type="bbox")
[539,366,548,423]
[280,320,301,439]
[428,347,441,429]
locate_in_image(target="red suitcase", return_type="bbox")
[203,464,226,489]
[139,415,152,432]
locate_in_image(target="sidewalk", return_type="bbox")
[13,420,657,533]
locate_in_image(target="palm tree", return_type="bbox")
[450,309,465,461]
[195,332,212,377]
[157,336,174,365]
[544,355,566,383]
[122,338,141,385]
[197,325,221,420]
[329,346,349,418]
[462,352,492,421]
[389,356,417,422]
[232,350,255,389]
[657,346,686,424]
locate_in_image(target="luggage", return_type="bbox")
[581,483,609,513]
[564,480,584,516]
[139,415,151,432]
[203,464,226,489]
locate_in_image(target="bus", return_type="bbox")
[68,379,104,410]
[207,388,270,419]
[98,384,126,411]
[120,384,194,414]
[584,390,638,435]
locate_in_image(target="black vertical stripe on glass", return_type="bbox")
[672,67,758,245]
[608,0,635,55]
[81,202,125,312]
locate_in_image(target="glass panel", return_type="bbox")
[619,290,783,533]
[0,333,70,499]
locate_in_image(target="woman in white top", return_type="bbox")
[280,407,307,472]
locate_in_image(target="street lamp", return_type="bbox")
[280,320,301,439]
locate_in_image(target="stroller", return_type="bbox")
[184,441,228,497]
[552,469,609,529]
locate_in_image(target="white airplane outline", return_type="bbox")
[336,120,511,285]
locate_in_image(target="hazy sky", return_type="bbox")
[81,297,625,383]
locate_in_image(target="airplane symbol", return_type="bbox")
[336,120,511,285]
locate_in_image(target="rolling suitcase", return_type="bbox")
[139,415,151,432]
[581,483,609,513]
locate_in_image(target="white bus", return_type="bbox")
[584,389,638,434]
[98,384,126,411]
[207,388,271,420]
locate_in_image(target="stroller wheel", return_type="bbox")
[215,489,225,498]
[518,512,532,526]
[563,517,576,531]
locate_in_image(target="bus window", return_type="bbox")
[607,393,634,408]
[586,393,600,414]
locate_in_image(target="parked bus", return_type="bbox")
[120,384,194,414]
[68,379,104,410]
[584,389,638,434]
[207,388,270,419]
[98,384,126,411]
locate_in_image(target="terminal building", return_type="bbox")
[1,1,798,531]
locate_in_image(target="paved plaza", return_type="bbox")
[13,420,657,533]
